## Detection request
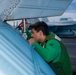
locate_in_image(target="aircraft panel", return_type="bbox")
[8,0,72,19]
[0,20,55,75]
[0,0,20,21]
[0,0,73,21]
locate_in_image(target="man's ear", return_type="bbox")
[39,30,43,36]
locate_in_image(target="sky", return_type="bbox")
[48,0,76,22]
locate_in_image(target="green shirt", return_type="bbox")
[32,39,61,63]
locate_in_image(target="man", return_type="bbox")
[26,21,73,75]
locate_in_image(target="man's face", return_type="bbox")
[31,28,41,42]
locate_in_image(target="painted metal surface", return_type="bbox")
[0,0,20,21]
[0,20,56,75]
[0,0,73,21]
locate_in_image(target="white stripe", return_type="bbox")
[55,35,61,41]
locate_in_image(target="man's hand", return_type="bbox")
[28,38,35,44]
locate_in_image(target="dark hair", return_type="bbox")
[29,21,49,36]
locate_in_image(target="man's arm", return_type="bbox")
[26,29,32,40]
[25,19,32,40]
[31,39,61,63]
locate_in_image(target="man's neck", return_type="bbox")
[40,35,46,43]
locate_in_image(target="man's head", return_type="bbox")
[29,21,49,43]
